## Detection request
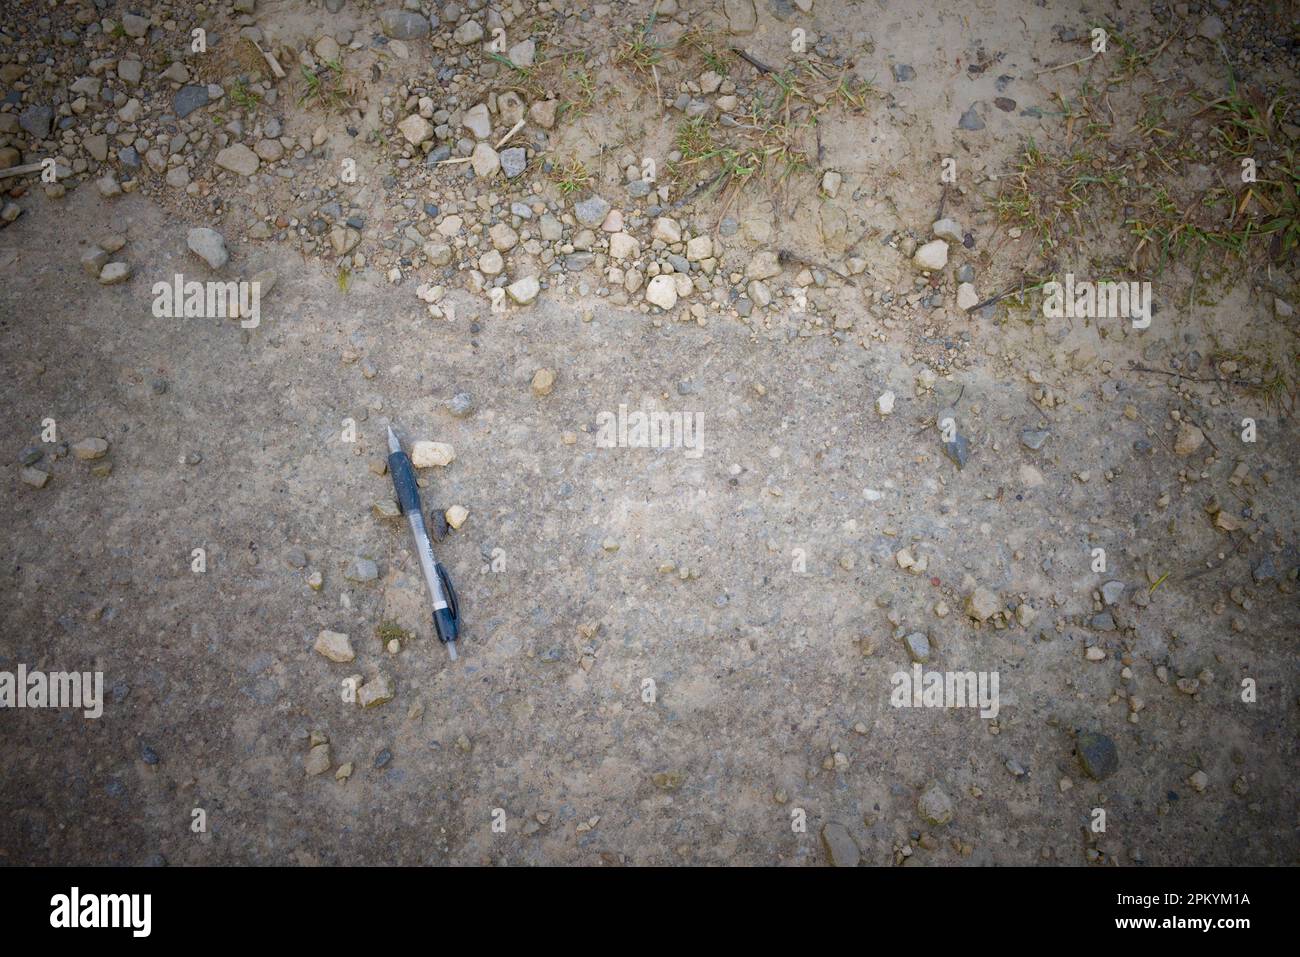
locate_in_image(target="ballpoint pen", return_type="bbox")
[386,425,461,660]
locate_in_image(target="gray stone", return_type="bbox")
[1076,731,1118,780]
[506,275,540,305]
[19,105,53,139]
[174,85,210,118]
[1020,429,1050,451]
[81,246,110,276]
[903,632,930,663]
[215,143,260,176]
[379,10,430,39]
[448,392,475,417]
[820,822,860,867]
[121,13,150,39]
[1100,581,1125,606]
[892,63,915,82]
[117,59,143,85]
[723,0,757,34]
[500,146,527,179]
[314,630,354,663]
[453,20,484,44]
[942,431,970,469]
[1251,556,1277,584]
[187,227,229,269]
[574,195,610,227]
[958,105,985,131]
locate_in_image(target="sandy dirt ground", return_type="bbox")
[0,0,1296,865]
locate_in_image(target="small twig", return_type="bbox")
[669,168,727,210]
[0,162,45,180]
[1125,363,1251,388]
[252,40,286,80]
[1035,51,1099,75]
[777,248,856,286]
[493,119,526,151]
[1182,414,1220,453]
[935,183,949,221]
[1181,531,1248,581]
[731,47,775,74]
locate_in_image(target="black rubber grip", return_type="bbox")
[387,450,422,515]
[434,606,459,645]
[433,563,459,644]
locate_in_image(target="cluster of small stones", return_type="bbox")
[18,434,113,487]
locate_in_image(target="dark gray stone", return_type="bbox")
[943,432,971,469]
[1251,555,1277,584]
[1077,732,1118,780]
[173,85,210,119]
[19,105,53,139]
[958,105,985,131]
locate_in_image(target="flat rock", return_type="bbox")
[357,673,395,708]
[187,227,228,269]
[820,822,860,867]
[215,143,260,176]
[506,275,540,304]
[173,85,209,118]
[304,743,332,775]
[72,438,109,460]
[314,630,355,663]
[913,239,949,271]
[397,114,433,145]
[98,262,131,284]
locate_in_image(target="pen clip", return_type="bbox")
[437,563,459,624]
